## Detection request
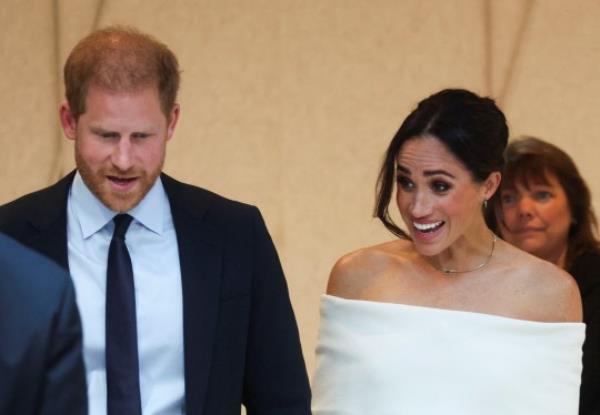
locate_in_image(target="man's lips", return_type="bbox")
[107,176,138,189]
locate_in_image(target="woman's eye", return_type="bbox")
[431,181,451,193]
[397,176,414,191]
[533,191,552,201]
[500,193,516,205]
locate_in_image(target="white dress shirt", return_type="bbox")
[67,172,185,415]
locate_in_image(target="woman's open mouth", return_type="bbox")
[413,221,444,233]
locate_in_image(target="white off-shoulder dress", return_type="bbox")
[312,295,585,415]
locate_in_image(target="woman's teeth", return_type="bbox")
[413,221,444,233]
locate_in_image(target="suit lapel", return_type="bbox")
[25,172,76,271]
[162,174,223,415]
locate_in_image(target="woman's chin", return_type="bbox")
[410,226,447,256]
[412,240,445,258]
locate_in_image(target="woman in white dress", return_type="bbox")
[312,89,584,415]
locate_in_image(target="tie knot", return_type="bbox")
[113,214,133,239]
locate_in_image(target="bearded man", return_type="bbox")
[0,26,310,415]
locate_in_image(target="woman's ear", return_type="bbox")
[482,171,502,201]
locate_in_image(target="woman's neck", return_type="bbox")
[427,222,496,274]
[542,244,568,270]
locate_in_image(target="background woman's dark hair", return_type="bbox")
[375,88,509,238]
[486,136,600,267]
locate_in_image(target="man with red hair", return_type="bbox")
[0,26,310,415]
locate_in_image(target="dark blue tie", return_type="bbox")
[106,214,142,415]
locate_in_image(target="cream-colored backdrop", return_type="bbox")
[2,0,600,387]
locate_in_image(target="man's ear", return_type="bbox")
[166,103,180,141]
[59,102,77,140]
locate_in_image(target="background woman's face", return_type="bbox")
[497,172,572,264]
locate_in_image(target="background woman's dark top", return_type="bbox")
[570,252,600,414]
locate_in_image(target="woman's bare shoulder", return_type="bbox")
[497,242,582,322]
[326,239,413,299]
[526,259,582,322]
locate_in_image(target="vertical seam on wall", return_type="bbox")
[92,0,106,32]
[483,0,493,96]
[497,0,535,107]
[49,0,62,183]
[48,0,107,184]
[483,0,535,107]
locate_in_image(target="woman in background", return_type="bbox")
[312,89,584,415]
[488,136,600,415]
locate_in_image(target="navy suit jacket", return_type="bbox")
[0,171,311,415]
[0,232,87,415]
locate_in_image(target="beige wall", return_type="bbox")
[2,0,600,381]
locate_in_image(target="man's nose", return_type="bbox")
[111,138,134,171]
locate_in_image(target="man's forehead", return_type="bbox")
[85,83,160,99]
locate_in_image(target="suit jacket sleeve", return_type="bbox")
[0,232,87,415]
[242,208,311,415]
[38,278,88,415]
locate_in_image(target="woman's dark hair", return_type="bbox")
[486,136,600,267]
[375,88,509,238]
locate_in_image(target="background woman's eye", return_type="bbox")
[431,181,450,193]
[500,193,517,205]
[397,176,415,191]
[533,191,552,201]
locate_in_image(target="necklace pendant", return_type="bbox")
[438,234,497,275]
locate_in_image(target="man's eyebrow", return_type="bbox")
[89,126,117,134]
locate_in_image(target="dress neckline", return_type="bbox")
[322,294,584,327]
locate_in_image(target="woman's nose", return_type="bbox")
[517,197,535,218]
[410,191,433,218]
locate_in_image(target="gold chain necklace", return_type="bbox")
[441,234,497,274]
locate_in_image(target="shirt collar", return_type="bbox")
[70,172,169,238]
